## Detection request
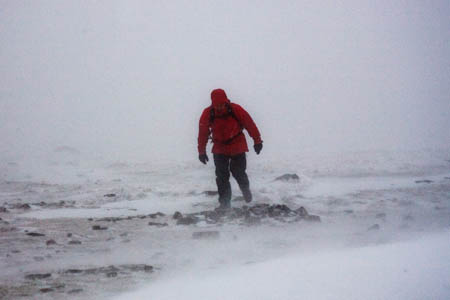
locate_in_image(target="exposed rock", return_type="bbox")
[148,222,168,227]
[203,190,219,196]
[415,180,433,184]
[11,203,31,210]
[26,232,45,237]
[173,211,183,220]
[376,213,386,219]
[92,225,108,230]
[192,231,220,239]
[40,288,54,293]
[104,193,116,197]
[368,224,380,231]
[148,212,165,218]
[67,233,72,237]
[68,240,82,245]
[106,272,118,278]
[275,174,300,182]
[25,273,52,280]
[0,207,8,213]
[46,239,57,246]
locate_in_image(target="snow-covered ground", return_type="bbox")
[0,149,449,299]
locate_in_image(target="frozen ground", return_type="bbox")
[0,149,449,299]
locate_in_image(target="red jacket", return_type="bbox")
[198,102,262,156]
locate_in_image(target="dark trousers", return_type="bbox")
[213,153,251,204]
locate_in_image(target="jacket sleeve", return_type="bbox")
[198,108,211,154]
[233,104,262,145]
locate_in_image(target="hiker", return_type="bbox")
[197,88,263,210]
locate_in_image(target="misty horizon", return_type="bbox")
[1,1,449,163]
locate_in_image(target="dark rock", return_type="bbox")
[148,212,165,218]
[68,289,83,294]
[123,264,154,273]
[25,273,52,280]
[46,239,56,246]
[148,222,168,227]
[296,206,308,216]
[104,193,116,197]
[67,233,72,237]
[40,288,54,293]
[415,180,433,184]
[13,203,31,210]
[88,218,93,221]
[376,213,386,219]
[203,191,219,196]
[275,174,300,182]
[65,269,83,274]
[26,232,45,237]
[92,225,108,230]
[0,207,8,213]
[173,211,183,220]
[68,240,82,245]
[192,231,220,239]
[368,224,380,231]
[106,272,118,278]
[177,215,199,225]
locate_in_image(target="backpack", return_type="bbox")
[208,102,244,144]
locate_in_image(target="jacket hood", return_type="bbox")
[211,89,230,107]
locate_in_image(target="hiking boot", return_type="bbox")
[216,201,231,212]
[242,188,252,203]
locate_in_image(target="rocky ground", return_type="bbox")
[1,170,449,300]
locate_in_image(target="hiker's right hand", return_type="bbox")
[199,154,209,164]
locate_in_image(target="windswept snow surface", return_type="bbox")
[115,230,450,300]
[0,149,449,299]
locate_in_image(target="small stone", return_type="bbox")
[106,271,118,278]
[368,224,380,231]
[0,207,8,213]
[40,288,54,293]
[203,191,219,196]
[415,180,433,184]
[25,273,52,280]
[148,212,166,218]
[18,203,31,209]
[104,193,116,197]
[173,211,183,219]
[65,269,83,274]
[376,213,386,219]
[26,232,45,237]
[68,240,82,245]
[68,288,83,294]
[295,206,308,216]
[275,174,300,181]
[192,231,220,239]
[148,222,168,227]
[46,239,56,246]
[67,233,72,237]
[92,225,108,230]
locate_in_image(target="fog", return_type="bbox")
[1,0,449,163]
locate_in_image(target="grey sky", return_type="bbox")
[1,0,449,162]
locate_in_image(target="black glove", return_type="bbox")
[254,143,263,155]
[199,154,209,164]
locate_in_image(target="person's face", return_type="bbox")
[214,103,227,114]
